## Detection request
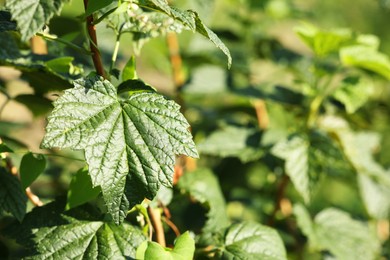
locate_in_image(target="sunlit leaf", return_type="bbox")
[41,75,198,224]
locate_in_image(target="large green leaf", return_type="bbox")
[178,168,229,233]
[295,205,380,260]
[197,125,263,163]
[137,231,195,260]
[0,166,27,221]
[5,0,69,41]
[7,201,147,259]
[215,221,287,260]
[41,75,198,224]
[138,0,231,67]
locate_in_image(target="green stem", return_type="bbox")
[110,34,121,73]
[306,94,324,128]
[29,152,85,162]
[93,7,117,25]
[36,32,91,55]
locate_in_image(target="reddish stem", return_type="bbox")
[83,0,106,78]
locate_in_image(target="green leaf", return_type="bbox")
[272,132,351,203]
[45,57,75,74]
[294,205,381,259]
[216,221,287,260]
[197,125,263,163]
[122,56,138,81]
[66,167,101,210]
[295,23,352,56]
[0,10,17,32]
[139,231,195,260]
[14,94,53,117]
[0,143,14,153]
[7,201,147,259]
[138,0,232,67]
[340,45,390,80]
[0,166,27,221]
[332,76,373,114]
[5,0,69,41]
[178,168,229,232]
[85,0,115,16]
[336,130,390,219]
[117,79,157,95]
[271,135,310,202]
[41,75,198,224]
[19,152,46,189]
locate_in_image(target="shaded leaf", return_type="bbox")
[0,166,27,221]
[178,168,229,233]
[14,94,53,117]
[122,56,138,81]
[117,79,156,95]
[7,201,147,259]
[85,0,115,16]
[0,10,17,32]
[197,125,263,163]
[0,143,14,153]
[66,167,101,210]
[6,0,69,41]
[19,152,46,189]
[41,75,198,224]
[216,221,287,260]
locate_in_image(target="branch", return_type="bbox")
[83,0,106,78]
[268,174,289,226]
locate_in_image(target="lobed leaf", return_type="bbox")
[7,201,147,259]
[5,0,69,41]
[41,75,198,224]
[215,221,287,260]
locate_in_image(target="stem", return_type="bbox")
[110,34,121,73]
[36,32,91,55]
[166,32,185,89]
[306,94,324,128]
[268,174,289,226]
[252,99,269,129]
[83,0,106,78]
[162,216,180,237]
[147,206,166,247]
[31,152,85,162]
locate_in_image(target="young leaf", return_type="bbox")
[5,0,70,41]
[178,168,229,232]
[66,167,101,210]
[0,166,27,221]
[294,205,381,260]
[41,75,198,224]
[197,125,263,163]
[7,201,147,259]
[122,56,138,81]
[19,152,46,189]
[340,45,390,80]
[215,221,287,260]
[138,231,195,260]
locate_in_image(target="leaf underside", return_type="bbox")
[41,75,198,224]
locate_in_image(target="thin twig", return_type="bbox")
[252,99,269,129]
[162,216,180,237]
[147,206,166,247]
[83,0,106,78]
[268,174,289,226]
[36,32,92,55]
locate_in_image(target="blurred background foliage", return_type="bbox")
[1,0,390,259]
